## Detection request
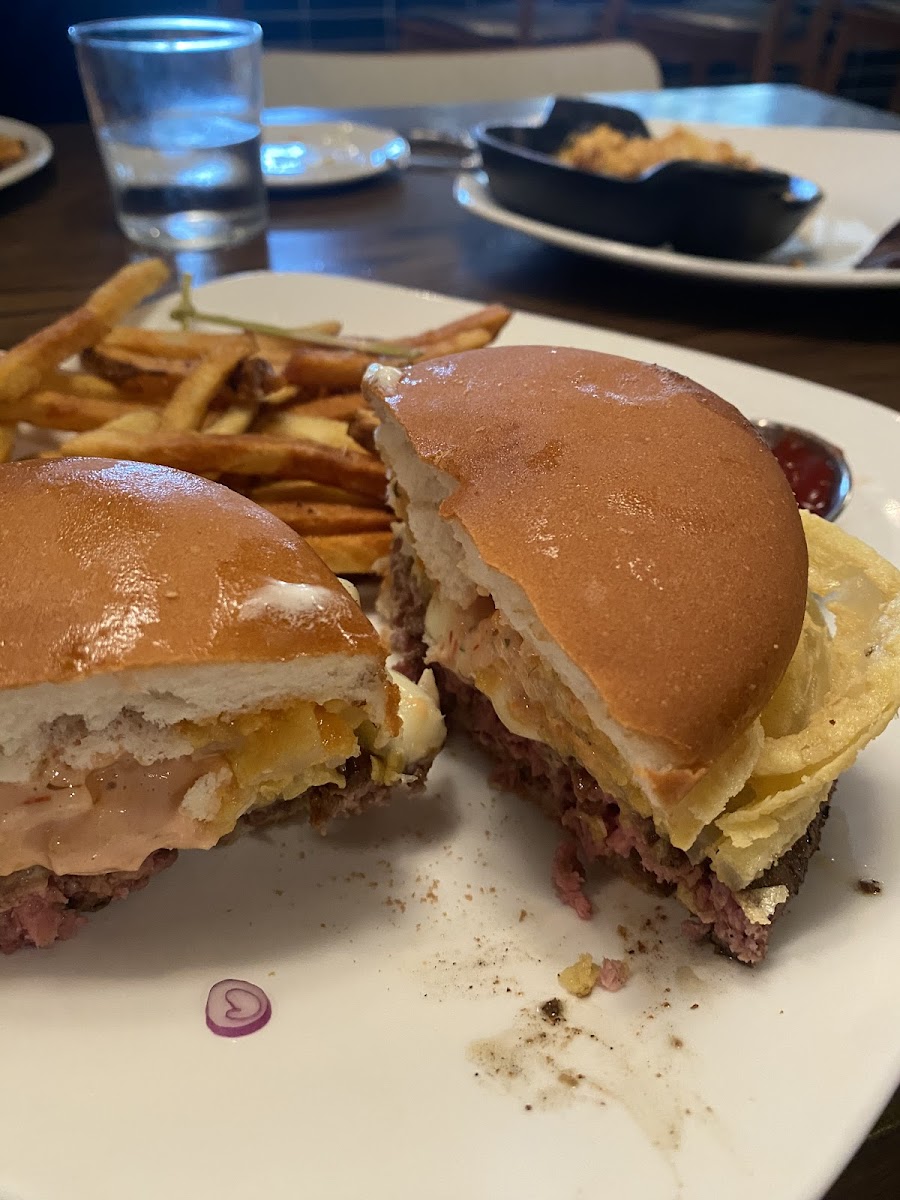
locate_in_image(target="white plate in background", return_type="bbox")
[1,271,898,1200]
[261,119,409,188]
[456,123,900,287]
[0,115,53,191]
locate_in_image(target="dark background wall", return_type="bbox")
[2,2,898,124]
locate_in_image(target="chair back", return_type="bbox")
[263,40,662,107]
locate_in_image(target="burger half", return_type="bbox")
[0,458,444,952]
[366,345,900,964]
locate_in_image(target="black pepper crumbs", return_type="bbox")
[856,878,883,896]
[539,998,565,1025]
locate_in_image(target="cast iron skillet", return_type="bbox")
[474,98,823,260]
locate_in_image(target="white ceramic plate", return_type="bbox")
[2,271,898,1200]
[456,122,900,287]
[261,119,409,188]
[0,115,53,191]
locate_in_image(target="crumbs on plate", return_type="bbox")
[559,953,630,997]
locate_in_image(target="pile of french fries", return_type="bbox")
[0,259,510,574]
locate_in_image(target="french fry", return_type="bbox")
[418,327,494,359]
[347,408,379,453]
[81,344,193,398]
[305,532,392,576]
[250,479,383,508]
[294,392,365,420]
[256,410,364,453]
[45,369,124,400]
[159,336,254,432]
[283,349,371,395]
[48,430,387,500]
[0,425,17,463]
[5,389,139,432]
[282,313,507,398]
[101,327,232,358]
[284,347,402,395]
[404,304,511,347]
[263,501,392,536]
[101,322,340,368]
[85,259,171,326]
[254,326,340,373]
[0,259,170,408]
[204,405,257,435]
[3,263,512,576]
[56,409,162,455]
[0,313,107,407]
[259,384,299,406]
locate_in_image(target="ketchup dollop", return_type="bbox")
[768,431,838,517]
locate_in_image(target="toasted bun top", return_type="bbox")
[368,345,808,767]
[0,458,384,691]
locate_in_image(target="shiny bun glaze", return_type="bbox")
[370,345,809,767]
[0,458,384,690]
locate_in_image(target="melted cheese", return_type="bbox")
[387,669,445,768]
[423,511,900,890]
[0,680,444,878]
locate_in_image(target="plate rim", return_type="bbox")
[260,118,409,190]
[0,115,53,191]
[453,168,900,289]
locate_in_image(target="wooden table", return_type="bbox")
[1,82,898,1197]
[3,83,899,412]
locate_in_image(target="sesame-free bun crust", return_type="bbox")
[369,345,808,769]
[0,458,382,691]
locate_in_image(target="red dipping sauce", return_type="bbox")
[767,430,838,517]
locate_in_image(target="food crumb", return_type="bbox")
[525,1104,532,1111]
[670,1036,684,1049]
[690,1003,699,1010]
[274,888,283,897]
[558,1071,580,1088]
[856,878,883,895]
[559,953,630,997]
[519,909,528,922]
[539,997,565,1025]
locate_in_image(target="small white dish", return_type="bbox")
[0,116,53,191]
[456,122,900,288]
[261,119,409,189]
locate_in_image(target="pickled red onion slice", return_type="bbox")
[205,978,272,1038]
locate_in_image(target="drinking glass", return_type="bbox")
[69,16,268,251]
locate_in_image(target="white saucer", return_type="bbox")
[0,116,53,191]
[261,120,409,189]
